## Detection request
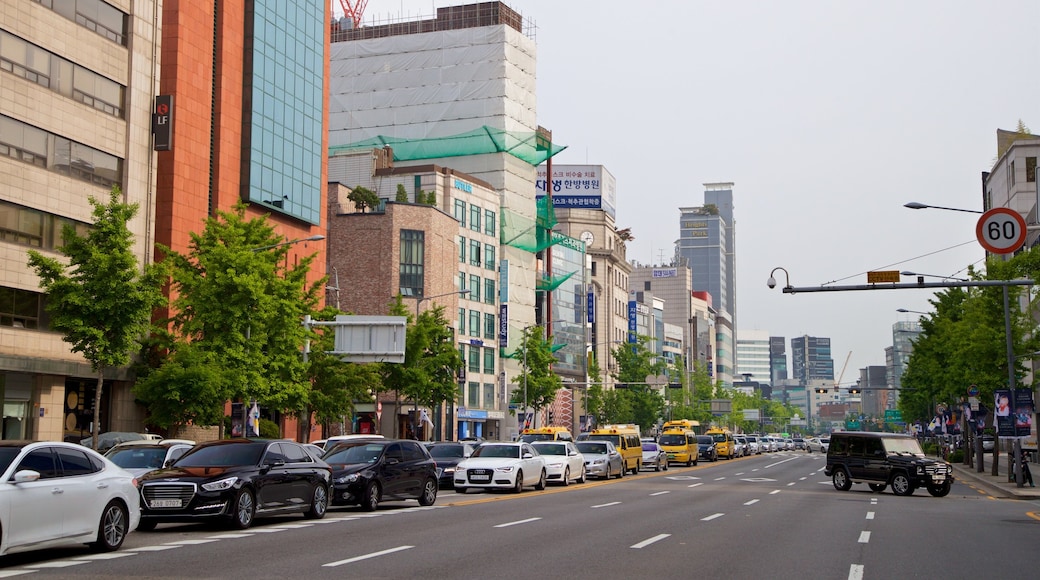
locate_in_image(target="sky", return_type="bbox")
[350,0,1040,384]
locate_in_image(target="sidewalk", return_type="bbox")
[950,454,1040,499]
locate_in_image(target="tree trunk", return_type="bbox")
[92,370,104,451]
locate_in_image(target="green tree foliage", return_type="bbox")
[348,185,380,213]
[585,352,605,427]
[424,190,436,205]
[607,336,666,431]
[395,183,408,203]
[28,188,167,450]
[150,204,322,433]
[509,326,563,414]
[133,343,228,437]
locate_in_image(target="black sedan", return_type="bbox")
[697,435,719,462]
[425,442,476,488]
[137,439,331,530]
[323,439,438,511]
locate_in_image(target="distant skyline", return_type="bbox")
[350,0,1040,383]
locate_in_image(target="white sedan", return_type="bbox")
[531,441,586,485]
[454,442,547,493]
[0,440,140,556]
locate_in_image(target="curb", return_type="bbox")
[950,463,1039,499]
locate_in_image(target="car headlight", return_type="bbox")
[455,466,466,475]
[201,476,238,492]
[547,462,564,468]
[592,459,605,465]
[334,473,361,484]
[443,467,455,474]
[496,466,515,473]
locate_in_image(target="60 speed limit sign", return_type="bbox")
[976,207,1026,254]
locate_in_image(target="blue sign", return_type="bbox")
[587,291,595,324]
[627,300,637,343]
[498,304,508,348]
[458,408,488,420]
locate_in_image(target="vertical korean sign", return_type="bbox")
[152,95,174,151]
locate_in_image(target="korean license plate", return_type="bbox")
[151,499,182,508]
[470,474,490,482]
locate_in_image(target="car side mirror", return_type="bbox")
[164,459,175,468]
[523,453,534,459]
[385,457,399,465]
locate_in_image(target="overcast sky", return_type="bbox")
[357,0,1040,383]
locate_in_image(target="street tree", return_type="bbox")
[132,342,228,438]
[509,326,563,419]
[27,188,167,450]
[610,336,666,432]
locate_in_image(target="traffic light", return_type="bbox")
[615,383,629,389]
[815,388,829,394]
[548,410,555,424]
[848,387,861,395]
[668,382,683,389]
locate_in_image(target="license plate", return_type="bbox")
[470,475,490,482]
[151,499,182,508]
[932,475,946,482]
[667,454,676,459]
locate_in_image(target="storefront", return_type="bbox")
[457,408,487,440]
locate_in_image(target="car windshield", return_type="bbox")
[587,434,621,446]
[324,443,386,464]
[428,445,465,459]
[108,448,167,469]
[711,433,727,442]
[175,443,265,467]
[642,443,659,451]
[697,436,713,445]
[0,447,23,473]
[658,434,686,446]
[882,438,925,456]
[533,443,567,456]
[472,445,520,459]
[576,442,608,454]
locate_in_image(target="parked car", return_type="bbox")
[696,435,719,462]
[0,440,140,556]
[640,441,669,472]
[793,437,806,450]
[807,437,830,453]
[576,440,625,479]
[425,442,477,488]
[531,441,587,485]
[745,435,762,455]
[733,435,748,458]
[81,432,163,453]
[137,438,331,530]
[105,441,195,477]
[784,438,795,451]
[454,442,547,493]
[323,439,438,510]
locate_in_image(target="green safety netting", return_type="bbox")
[328,126,567,166]
[537,270,576,292]
[501,197,557,253]
[500,337,564,360]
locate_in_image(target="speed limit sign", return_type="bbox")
[976,207,1026,254]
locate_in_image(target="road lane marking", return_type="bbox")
[858,531,871,543]
[72,553,135,561]
[866,512,875,520]
[665,475,701,480]
[701,513,725,521]
[0,571,36,578]
[207,533,253,539]
[163,539,218,545]
[870,498,878,504]
[799,477,807,481]
[323,545,414,567]
[688,483,703,488]
[764,457,799,469]
[744,499,759,505]
[494,517,542,528]
[591,501,621,508]
[26,561,88,569]
[849,564,865,580]
[1027,511,1040,521]
[786,482,796,486]
[769,490,781,495]
[735,472,745,475]
[650,491,670,496]
[714,477,726,481]
[128,545,180,552]
[630,534,671,549]
[740,478,776,482]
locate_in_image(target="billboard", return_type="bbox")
[535,164,617,218]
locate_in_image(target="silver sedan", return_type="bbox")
[640,441,669,472]
[576,440,625,479]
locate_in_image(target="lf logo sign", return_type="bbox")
[153,95,174,151]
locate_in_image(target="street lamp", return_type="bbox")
[896,308,929,316]
[903,202,983,214]
[249,234,325,252]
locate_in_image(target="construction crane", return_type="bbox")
[834,351,852,393]
[334,0,368,27]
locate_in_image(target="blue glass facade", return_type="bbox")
[244,0,325,224]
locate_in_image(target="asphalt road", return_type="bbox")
[3,451,1037,579]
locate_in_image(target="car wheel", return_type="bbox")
[927,480,952,497]
[231,488,255,529]
[654,460,661,472]
[631,462,639,475]
[618,463,625,478]
[832,468,852,491]
[418,478,438,506]
[562,467,571,486]
[868,483,887,493]
[535,470,546,491]
[891,473,914,496]
[687,457,692,467]
[90,500,128,552]
[513,471,524,493]
[578,466,587,484]
[136,519,157,532]
[362,482,381,511]
[663,460,668,471]
[603,465,611,480]
[455,486,467,494]
[304,483,329,519]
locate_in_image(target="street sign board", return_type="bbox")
[976,207,1026,254]
[967,384,980,397]
[884,409,903,422]
[867,270,900,283]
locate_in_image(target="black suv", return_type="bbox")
[824,432,953,497]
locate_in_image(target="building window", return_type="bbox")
[399,230,424,297]
[454,199,466,227]
[468,381,480,407]
[458,308,466,335]
[469,239,481,266]
[468,345,480,372]
[484,278,496,305]
[485,209,496,236]
[484,244,495,270]
[34,0,129,46]
[458,236,466,262]
[1027,157,1037,183]
[0,200,90,249]
[0,115,123,188]
[0,286,48,329]
[469,274,481,302]
[484,313,495,339]
[483,383,495,409]
[469,204,481,232]
[469,310,480,338]
[483,346,495,373]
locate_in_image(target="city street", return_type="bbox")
[1,451,1036,579]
